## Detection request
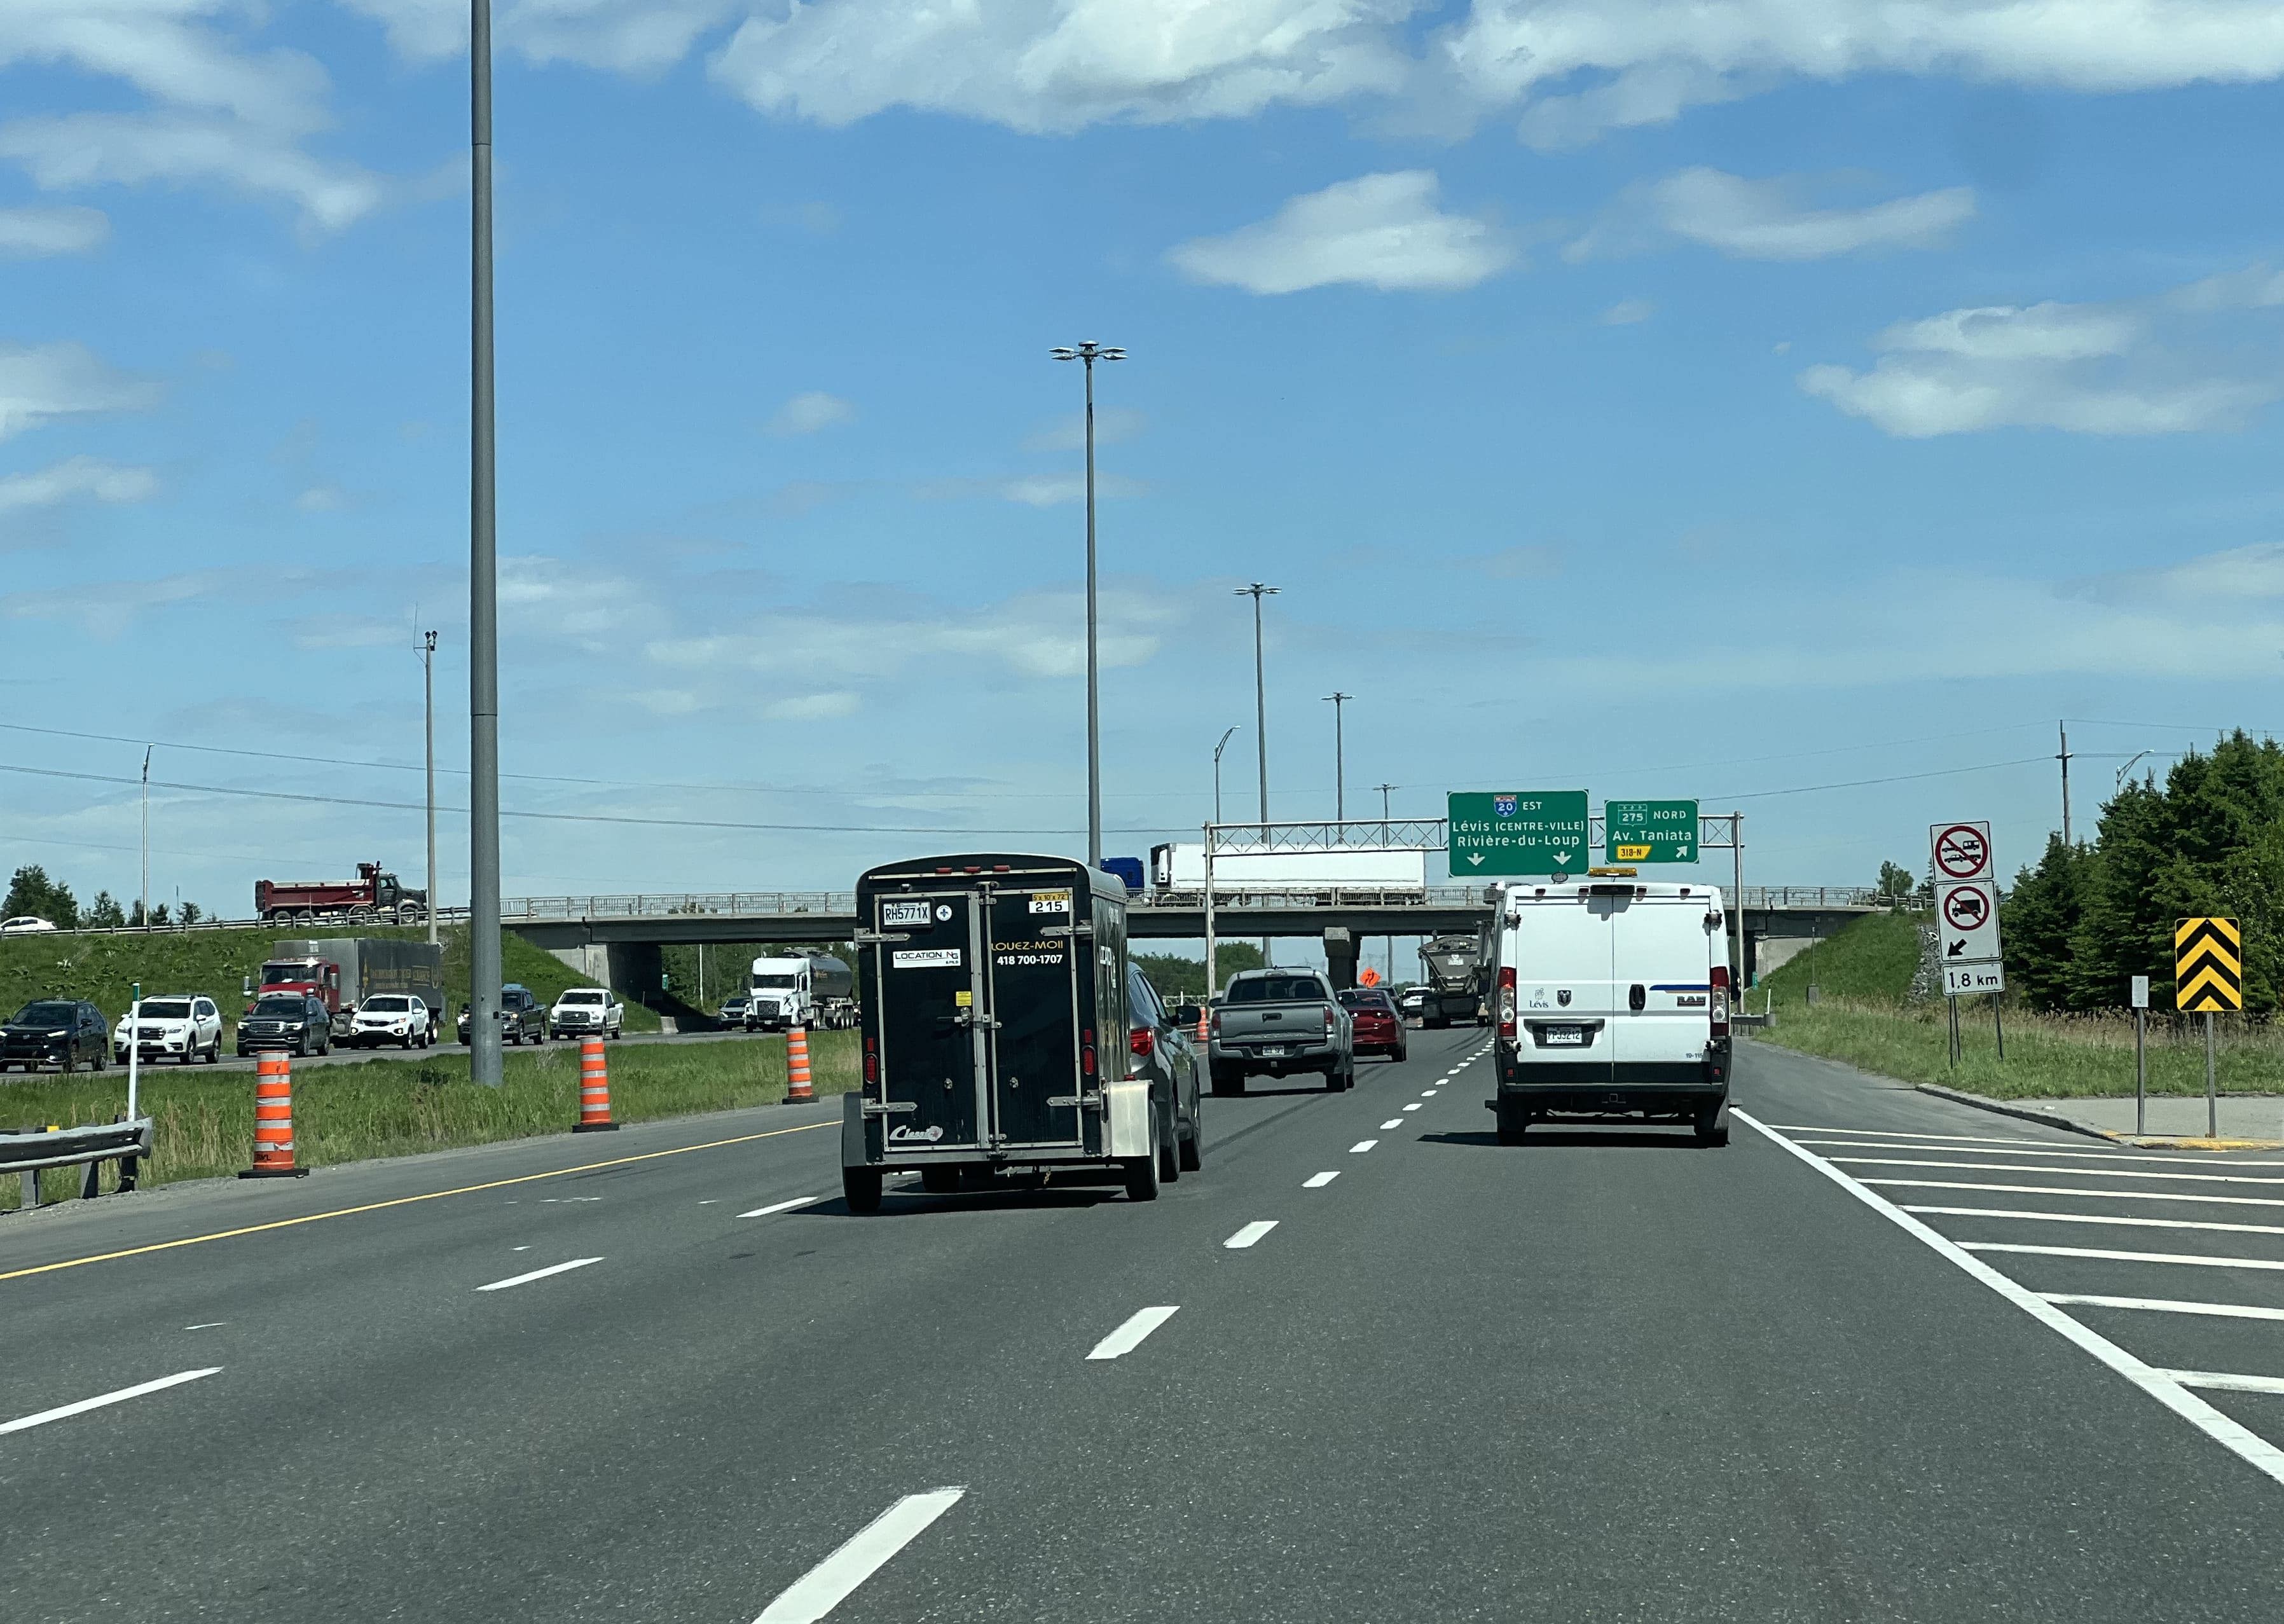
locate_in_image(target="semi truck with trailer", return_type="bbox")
[254,862,427,925]
[744,954,857,1030]
[1419,932,1491,1028]
[252,937,446,1040]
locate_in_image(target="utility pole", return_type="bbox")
[139,745,151,930]
[1236,583,1279,831]
[1050,340,1125,868]
[1322,692,1352,826]
[2058,720,2074,844]
[1376,782,1395,845]
[1213,726,1237,825]
[469,0,504,1088]
[423,629,439,947]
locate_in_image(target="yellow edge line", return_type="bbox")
[1,1120,833,1284]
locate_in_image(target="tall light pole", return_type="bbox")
[139,745,151,930]
[1375,781,1395,846]
[422,630,439,947]
[1213,726,1237,825]
[1236,583,1278,833]
[1322,692,1352,827]
[1050,340,1125,869]
[469,0,503,1087]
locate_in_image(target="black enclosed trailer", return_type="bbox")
[842,853,1163,1212]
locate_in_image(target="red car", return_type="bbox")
[1339,987,1408,1063]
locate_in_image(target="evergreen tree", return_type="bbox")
[86,891,126,928]
[2,865,79,928]
[2001,835,2089,1011]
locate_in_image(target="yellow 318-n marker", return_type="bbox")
[1616,844,1653,861]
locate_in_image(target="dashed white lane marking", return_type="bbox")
[2164,1370,2284,1396]
[182,1322,226,1331]
[1304,1171,1340,1188]
[2042,1293,2284,1323]
[1,1368,221,1436]
[1834,1157,2284,1188]
[1867,1178,2284,1211]
[1402,1103,1422,1112]
[1350,1139,1378,1153]
[1738,1110,2284,1489]
[1905,1206,2284,1239]
[511,1245,531,1251]
[1223,1221,1279,1249]
[1963,1241,2284,1272]
[1421,1091,1436,1098]
[1087,1306,1178,1360]
[753,1487,967,1624]
[740,1195,820,1218]
[1380,1119,1403,1130]
[476,1257,603,1292]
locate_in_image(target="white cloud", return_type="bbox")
[0,455,158,514]
[0,341,163,441]
[1023,406,1146,453]
[0,114,387,233]
[1799,267,2284,437]
[916,472,1148,506]
[1572,169,1975,261]
[766,390,856,436]
[0,205,109,258]
[766,691,862,722]
[708,0,1417,132]
[1169,170,1512,295]
[1600,298,1654,325]
[1440,2,2284,149]
[0,567,224,635]
[295,483,350,512]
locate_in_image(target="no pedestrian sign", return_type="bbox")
[1447,790,1589,877]
[1605,799,1698,864]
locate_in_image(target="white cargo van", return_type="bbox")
[1485,872,1732,1145]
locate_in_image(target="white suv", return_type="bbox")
[114,996,224,1065]
[350,994,435,1049]
[549,987,624,1040]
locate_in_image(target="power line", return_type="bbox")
[1709,755,2053,803]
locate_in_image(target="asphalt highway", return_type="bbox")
[4,1031,2283,1620]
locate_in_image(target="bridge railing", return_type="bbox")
[502,892,858,921]
[1737,886,1886,910]
[1134,886,1492,909]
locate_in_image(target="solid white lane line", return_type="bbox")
[1803,1139,2284,1169]
[1380,1119,1403,1129]
[1832,1157,2284,1187]
[1086,1306,1179,1360]
[1350,1139,1378,1153]
[476,1257,603,1292]
[1304,1171,1340,1188]
[2043,1293,2284,1323]
[740,1195,819,1218]
[1402,1103,1422,1112]
[1223,1221,1279,1249]
[1735,1110,2284,1489]
[753,1487,967,1624]
[1772,1124,2056,1145]
[2163,1370,2284,1396]
[0,1368,221,1435]
[1905,1206,2284,1239]
[1866,1178,2284,1211]
[1964,1241,2284,1272]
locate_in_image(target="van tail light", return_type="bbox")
[1710,965,1731,1039]
[1497,966,1518,1040]
[863,1033,877,1087]
[1130,1026,1155,1059]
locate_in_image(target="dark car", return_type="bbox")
[1128,963,1206,1178]
[457,984,547,1046]
[236,993,333,1057]
[1339,987,1408,1063]
[1,999,110,1073]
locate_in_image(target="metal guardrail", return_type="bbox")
[2,1118,153,1210]
[500,892,857,921]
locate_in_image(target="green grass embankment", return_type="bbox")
[1,1029,857,1209]
[0,923,663,1035]
[1747,910,2283,1102]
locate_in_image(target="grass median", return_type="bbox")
[0,1031,856,1209]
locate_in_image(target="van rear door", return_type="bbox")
[872,887,987,1151]
[1607,893,1716,1085]
[1506,891,1621,1087]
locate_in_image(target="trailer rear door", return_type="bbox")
[872,888,988,1151]
[984,884,1089,1150]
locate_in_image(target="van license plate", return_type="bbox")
[1543,1027,1584,1045]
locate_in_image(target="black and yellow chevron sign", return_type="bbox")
[2175,917,2243,1013]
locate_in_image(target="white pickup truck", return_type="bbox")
[549,987,624,1040]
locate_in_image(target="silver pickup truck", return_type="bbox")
[1208,968,1354,1096]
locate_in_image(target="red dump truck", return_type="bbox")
[253,862,427,925]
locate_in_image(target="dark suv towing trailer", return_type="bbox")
[842,853,1203,1213]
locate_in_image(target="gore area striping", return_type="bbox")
[1304,1171,1340,1188]
[1223,1221,1279,1249]
[1905,1206,2284,1238]
[1086,1306,1178,1361]
[476,1257,602,1292]
[1737,1110,2284,1489]
[739,1195,818,1218]
[1,1368,221,1435]
[1773,1124,2054,1145]
[1831,1157,2284,1187]
[1864,1178,2284,1209]
[1962,1241,2284,1272]
[753,1488,967,1623]
[1803,1139,2284,1169]
[2042,1294,2284,1323]
[2163,1370,2284,1396]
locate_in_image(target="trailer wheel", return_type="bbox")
[842,1166,883,1215]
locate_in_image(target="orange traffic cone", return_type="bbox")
[238,1050,310,1179]
[574,1036,618,1132]
[784,1026,814,1104]
[1196,1007,1209,1042]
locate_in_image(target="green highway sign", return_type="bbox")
[1448,790,1590,877]
[1606,799,1700,864]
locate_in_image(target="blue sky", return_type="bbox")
[4,2,2284,918]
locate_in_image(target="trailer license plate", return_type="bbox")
[881,900,932,927]
[1544,1026,1584,1045]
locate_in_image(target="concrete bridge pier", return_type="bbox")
[543,940,663,998]
[1323,928,1358,991]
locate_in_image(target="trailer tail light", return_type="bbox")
[1082,1027,1096,1078]
[863,1033,877,1087]
[1497,966,1518,1040]
[1710,965,1731,1040]
[1130,1025,1155,1059]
